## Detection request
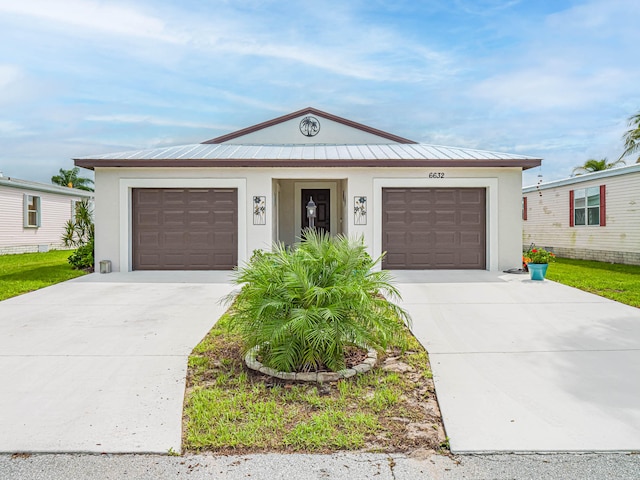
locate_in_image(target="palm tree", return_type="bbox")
[51,167,94,191]
[620,112,640,163]
[571,157,625,176]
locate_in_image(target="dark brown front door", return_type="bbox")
[382,188,486,269]
[301,189,330,234]
[132,188,238,270]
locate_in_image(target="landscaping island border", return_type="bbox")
[244,346,378,383]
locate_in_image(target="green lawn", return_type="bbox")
[546,257,640,308]
[0,250,87,301]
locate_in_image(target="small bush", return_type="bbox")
[226,229,410,373]
[67,237,94,270]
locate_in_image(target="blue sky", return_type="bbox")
[0,0,638,186]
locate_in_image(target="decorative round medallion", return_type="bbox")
[299,115,321,137]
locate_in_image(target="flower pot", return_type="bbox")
[527,263,548,281]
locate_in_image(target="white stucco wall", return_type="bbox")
[93,166,523,272]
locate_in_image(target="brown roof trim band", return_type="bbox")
[202,107,417,144]
[75,158,542,170]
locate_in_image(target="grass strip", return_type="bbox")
[546,257,640,308]
[183,313,444,454]
[0,250,86,301]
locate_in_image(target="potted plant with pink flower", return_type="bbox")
[523,245,556,281]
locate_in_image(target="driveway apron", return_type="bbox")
[0,272,234,453]
[391,270,640,453]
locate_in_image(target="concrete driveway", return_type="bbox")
[392,270,640,453]
[0,272,234,453]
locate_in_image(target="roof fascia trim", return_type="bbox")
[523,164,640,192]
[75,158,541,170]
[201,107,417,144]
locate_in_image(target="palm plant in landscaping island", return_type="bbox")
[226,229,410,373]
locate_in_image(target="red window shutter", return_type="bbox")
[600,185,606,226]
[523,196,528,220]
[569,190,574,227]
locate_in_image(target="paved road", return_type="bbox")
[1,452,639,479]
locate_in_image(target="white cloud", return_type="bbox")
[471,66,628,110]
[0,0,184,43]
[0,65,22,89]
[84,114,235,131]
[0,120,32,137]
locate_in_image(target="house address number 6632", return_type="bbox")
[428,172,445,178]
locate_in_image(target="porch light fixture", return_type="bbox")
[306,197,317,228]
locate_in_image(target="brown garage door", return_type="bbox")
[382,188,486,269]
[132,188,237,270]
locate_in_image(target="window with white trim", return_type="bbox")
[573,187,600,226]
[24,194,41,227]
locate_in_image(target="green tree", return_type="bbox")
[620,112,640,163]
[226,230,410,373]
[62,199,95,270]
[571,157,625,176]
[51,167,94,191]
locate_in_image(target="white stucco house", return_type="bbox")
[523,163,640,265]
[0,174,94,255]
[74,107,541,272]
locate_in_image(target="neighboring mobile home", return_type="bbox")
[523,163,640,265]
[0,174,94,255]
[74,107,541,272]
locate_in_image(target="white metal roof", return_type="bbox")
[523,163,640,192]
[0,176,94,197]
[76,142,539,162]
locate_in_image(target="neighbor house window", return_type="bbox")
[24,194,41,227]
[570,186,606,227]
[522,196,528,221]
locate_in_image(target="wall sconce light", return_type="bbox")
[306,197,317,228]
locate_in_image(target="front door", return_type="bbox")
[301,189,330,234]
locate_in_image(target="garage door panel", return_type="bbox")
[460,232,483,246]
[138,232,160,247]
[410,253,431,266]
[188,231,212,246]
[459,190,483,204]
[460,251,483,266]
[408,231,430,246]
[434,210,456,225]
[382,188,485,270]
[408,189,432,204]
[136,190,162,205]
[188,210,212,225]
[163,210,187,226]
[384,190,409,204]
[434,231,456,246]
[132,188,238,270]
[163,232,185,248]
[409,210,432,224]
[138,254,160,268]
[163,190,187,205]
[434,190,456,204]
[460,211,482,225]
[385,252,407,267]
[137,211,160,226]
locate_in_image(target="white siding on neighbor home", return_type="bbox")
[523,166,640,264]
[0,183,91,254]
